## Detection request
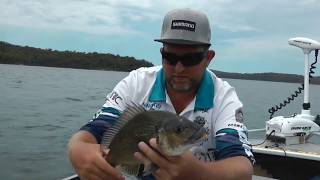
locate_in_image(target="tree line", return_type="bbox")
[0,41,153,72]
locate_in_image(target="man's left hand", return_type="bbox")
[134,138,204,180]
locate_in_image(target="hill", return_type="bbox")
[0,41,153,72]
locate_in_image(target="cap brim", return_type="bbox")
[154,39,210,46]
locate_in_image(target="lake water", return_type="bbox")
[1,64,320,180]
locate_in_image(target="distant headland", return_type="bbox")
[0,41,153,72]
[1,41,319,85]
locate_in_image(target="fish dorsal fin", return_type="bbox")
[100,103,146,151]
[120,103,146,122]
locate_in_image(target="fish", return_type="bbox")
[100,104,207,176]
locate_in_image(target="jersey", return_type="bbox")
[80,66,255,165]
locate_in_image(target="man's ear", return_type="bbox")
[205,50,215,66]
[208,50,215,60]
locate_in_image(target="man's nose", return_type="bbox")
[174,61,185,73]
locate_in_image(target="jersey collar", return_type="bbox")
[149,68,214,111]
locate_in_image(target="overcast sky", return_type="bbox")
[1,0,320,75]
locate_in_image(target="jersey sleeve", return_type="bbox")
[213,81,255,164]
[80,70,138,143]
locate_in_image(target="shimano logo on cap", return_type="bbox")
[171,20,196,31]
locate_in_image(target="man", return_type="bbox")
[68,8,254,180]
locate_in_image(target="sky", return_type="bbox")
[1,0,320,75]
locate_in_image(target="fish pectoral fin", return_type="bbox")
[142,163,159,176]
[120,164,141,176]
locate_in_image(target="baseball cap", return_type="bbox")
[155,8,211,46]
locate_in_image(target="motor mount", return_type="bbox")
[266,114,320,145]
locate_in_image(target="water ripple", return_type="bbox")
[17,152,57,162]
[22,124,66,131]
[65,97,82,102]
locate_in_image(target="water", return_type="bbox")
[0,64,320,180]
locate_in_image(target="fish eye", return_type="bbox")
[176,127,184,133]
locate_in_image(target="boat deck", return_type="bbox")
[249,134,320,180]
[250,138,320,161]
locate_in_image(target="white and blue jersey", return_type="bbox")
[81,66,255,167]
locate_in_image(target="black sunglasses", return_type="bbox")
[161,49,207,67]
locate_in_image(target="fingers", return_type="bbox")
[70,140,124,180]
[76,161,110,180]
[153,168,170,180]
[94,152,124,180]
[149,138,159,150]
[134,152,150,165]
[81,166,109,180]
[135,148,166,179]
[81,173,103,180]
[138,141,169,169]
[134,151,158,175]
[149,138,171,161]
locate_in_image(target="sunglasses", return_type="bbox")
[161,49,207,67]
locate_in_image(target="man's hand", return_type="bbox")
[68,131,124,180]
[134,138,204,180]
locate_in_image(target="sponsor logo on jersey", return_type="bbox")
[107,91,123,104]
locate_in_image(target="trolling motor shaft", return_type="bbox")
[289,37,320,113]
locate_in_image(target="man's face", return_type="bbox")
[161,44,213,93]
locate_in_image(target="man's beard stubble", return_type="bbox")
[168,77,199,93]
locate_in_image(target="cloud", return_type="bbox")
[1,0,320,71]
[216,36,289,60]
[0,0,157,35]
[2,0,320,36]
[0,0,260,35]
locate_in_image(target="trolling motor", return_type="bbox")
[266,37,320,145]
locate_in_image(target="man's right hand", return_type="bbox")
[68,131,124,180]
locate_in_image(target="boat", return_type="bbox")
[63,37,320,180]
[248,37,320,180]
